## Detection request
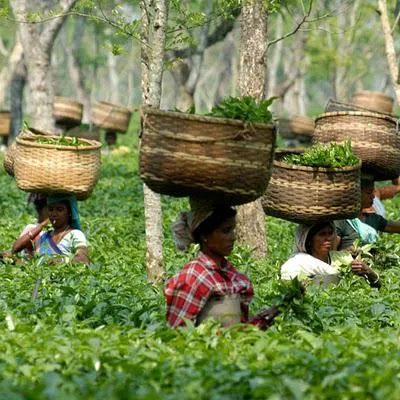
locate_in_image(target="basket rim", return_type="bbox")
[54,97,83,107]
[141,105,276,129]
[315,110,397,123]
[352,90,393,100]
[94,101,133,113]
[16,134,102,151]
[273,158,362,172]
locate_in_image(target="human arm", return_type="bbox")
[72,246,89,264]
[11,219,50,254]
[375,185,400,200]
[250,306,280,330]
[351,260,381,288]
[165,264,213,327]
[383,220,400,233]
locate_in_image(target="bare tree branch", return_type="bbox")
[267,0,313,50]
[169,16,237,60]
[41,0,78,52]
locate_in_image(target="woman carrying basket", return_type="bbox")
[281,221,380,288]
[165,198,279,329]
[12,194,89,264]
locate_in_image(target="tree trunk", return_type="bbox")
[9,45,26,140]
[66,15,91,122]
[266,12,283,100]
[107,49,120,104]
[378,0,400,105]
[0,39,24,108]
[10,0,77,132]
[140,0,168,283]
[236,0,268,258]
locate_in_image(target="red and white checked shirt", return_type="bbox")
[165,252,254,327]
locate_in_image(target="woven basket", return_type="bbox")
[291,115,314,136]
[313,111,400,180]
[0,111,11,136]
[54,97,83,129]
[3,141,16,176]
[2,128,46,177]
[91,101,132,133]
[351,91,393,114]
[262,149,361,224]
[14,134,102,200]
[139,106,277,205]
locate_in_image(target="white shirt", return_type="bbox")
[281,253,339,280]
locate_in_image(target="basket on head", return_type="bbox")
[53,97,83,129]
[351,91,393,115]
[139,106,277,205]
[91,101,132,133]
[0,111,11,136]
[3,141,16,176]
[14,131,102,200]
[262,149,361,224]
[313,111,400,181]
[3,128,45,177]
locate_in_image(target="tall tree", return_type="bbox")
[378,0,400,105]
[140,0,168,283]
[235,0,268,258]
[10,0,77,131]
[65,15,91,122]
[8,33,26,139]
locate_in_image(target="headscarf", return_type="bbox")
[293,221,336,255]
[171,197,216,252]
[47,194,81,230]
[346,218,379,244]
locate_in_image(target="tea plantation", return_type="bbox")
[1,132,400,399]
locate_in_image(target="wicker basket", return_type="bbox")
[2,128,46,177]
[14,134,102,200]
[351,91,393,115]
[91,101,132,133]
[262,149,361,224]
[313,111,400,180]
[3,141,16,176]
[54,97,83,129]
[0,111,11,136]
[291,116,314,136]
[139,106,277,205]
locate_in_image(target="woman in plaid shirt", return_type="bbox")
[165,198,279,329]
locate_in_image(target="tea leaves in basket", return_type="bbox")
[207,95,276,123]
[34,135,90,147]
[283,141,359,168]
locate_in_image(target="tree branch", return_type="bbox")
[169,16,237,60]
[41,0,78,51]
[267,0,314,50]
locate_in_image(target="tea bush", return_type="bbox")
[0,130,400,399]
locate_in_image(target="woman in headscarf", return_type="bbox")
[165,198,279,329]
[12,194,89,264]
[281,221,380,288]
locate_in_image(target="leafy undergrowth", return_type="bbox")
[0,131,400,398]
